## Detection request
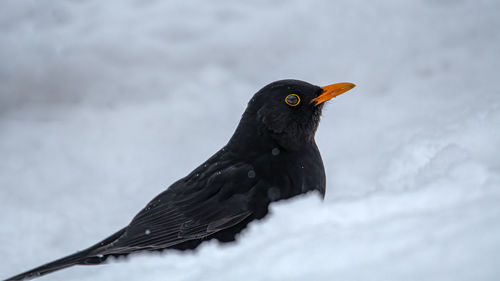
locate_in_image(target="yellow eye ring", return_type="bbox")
[285,94,300,106]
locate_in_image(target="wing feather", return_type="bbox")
[96,161,259,256]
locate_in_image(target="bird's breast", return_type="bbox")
[250,145,326,201]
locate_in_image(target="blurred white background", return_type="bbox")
[1,0,499,280]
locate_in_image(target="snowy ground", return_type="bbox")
[1,0,500,280]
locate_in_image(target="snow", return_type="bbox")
[1,0,500,280]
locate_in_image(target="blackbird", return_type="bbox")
[5,79,355,281]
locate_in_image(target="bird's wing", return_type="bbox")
[98,161,258,255]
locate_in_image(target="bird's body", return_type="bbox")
[4,79,354,281]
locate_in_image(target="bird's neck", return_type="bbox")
[227,115,274,155]
[227,111,315,155]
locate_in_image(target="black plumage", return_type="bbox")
[4,79,354,281]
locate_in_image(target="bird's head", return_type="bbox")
[232,79,355,151]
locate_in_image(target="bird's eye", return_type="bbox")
[285,94,300,106]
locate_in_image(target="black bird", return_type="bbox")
[4,79,355,281]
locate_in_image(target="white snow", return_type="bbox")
[1,0,500,280]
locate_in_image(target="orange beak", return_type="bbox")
[311,82,356,105]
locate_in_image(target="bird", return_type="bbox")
[4,79,355,281]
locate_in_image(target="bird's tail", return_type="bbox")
[4,228,126,281]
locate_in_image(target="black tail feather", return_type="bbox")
[5,249,98,281]
[4,228,126,281]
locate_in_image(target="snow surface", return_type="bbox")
[1,0,500,280]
